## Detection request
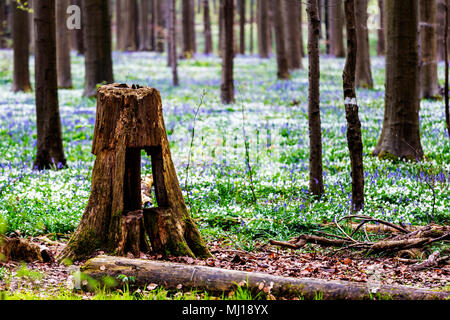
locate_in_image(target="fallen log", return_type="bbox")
[0,235,52,263]
[80,255,449,300]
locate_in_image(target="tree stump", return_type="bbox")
[57,84,211,262]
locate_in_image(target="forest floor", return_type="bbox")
[0,49,449,299]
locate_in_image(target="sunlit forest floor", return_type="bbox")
[0,50,449,299]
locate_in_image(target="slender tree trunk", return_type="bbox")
[169,0,178,86]
[257,0,269,58]
[0,0,6,48]
[12,0,32,92]
[190,0,197,53]
[330,0,345,57]
[34,0,66,170]
[154,0,164,52]
[116,0,122,50]
[239,0,245,54]
[374,0,423,161]
[271,0,289,79]
[139,0,150,50]
[283,0,303,70]
[28,0,34,54]
[445,0,449,139]
[221,0,235,104]
[355,0,373,88]
[123,0,137,51]
[306,0,324,198]
[343,0,364,212]
[299,0,305,57]
[437,0,450,61]
[56,0,73,89]
[182,0,195,58]
[218,0,223,55]
[324,0,330,54]
[377,0,385,56]
[70,0,84,55]
[250,0,254,54]
[419,0,439,99]
[82,0,114,97]
[149,0,155,50]
[203,0,212,54]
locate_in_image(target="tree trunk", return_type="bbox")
[12,0,32,92]
[221,0,235,104]
[445,0,449,139]
[306,0,324,198]
[271,0,289,79]
[82,0,114,97]
[373,0,423,161]
[81,255,450,300]
[329,0,345,57]
[324,0,330,54]
[57,85,211,262]
[154,0,164,52]
[123,0,137,51]
[34,0,66,170]
[239,0,245,54]
[182,0,195,58]
[355,0,373,88]
[377,0,385,56]
[419,0,439,99]
[0,0,6,48]
[70,0,84,55]
[203,0,212,54]
[343,0,364,212]
[257,0,269,58]
[56,0,73,89]
[299,0,305,57]
[283,0,303,70]
[249,0,254,54]
[169,0,179,86]
[28,0,34,54]
[115,0,122,50]
[139,0,150,51]
[437,0,450,61]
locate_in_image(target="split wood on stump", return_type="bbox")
[57,84,211,262]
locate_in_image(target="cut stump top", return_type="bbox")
[93,83,166,155]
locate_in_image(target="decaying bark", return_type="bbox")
[0,235,52,263]
[57,84,211,262]
[80,255,450,300]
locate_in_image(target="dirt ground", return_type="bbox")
[1,237,448,298]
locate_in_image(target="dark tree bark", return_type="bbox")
[0,0,6,48]
[306,0,324,198]
[203,0,212,54]
[28,0,34,54]
[373,0,423,161]
[139,0,150,51]
[12,0,32,92]
[57,85,211,262]
[82,0,114,97]
[419,0,439,99]
[221,0,235,104]
[445,0,449,139]
[239,0,245,54]
[283,0,303,70]
[182,0,196,58]
[70,0,84,55]
[343,0,364,212]
[355,0,373,88]
[116,0,122,50]
[271,0,289,79]
[154,0,164,52]
[169,0,178,85]
[56,0,73,89]
[329,0,345,57]
[377,0,385,56]
[437,0,450,61]
[124,0,137,51]
[324,0,330,54]
[34,0,66,170]
[299,0,305,57]
[257,0,270,58]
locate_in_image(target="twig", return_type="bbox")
[184,90,207,208]
[338,215,409,234]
